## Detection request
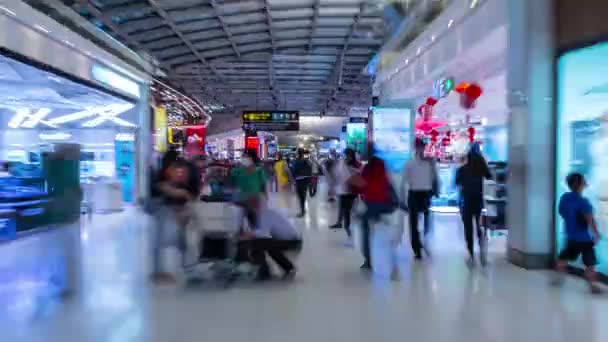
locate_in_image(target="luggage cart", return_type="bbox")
[184,197,256,287]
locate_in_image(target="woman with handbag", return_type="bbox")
[330,148,362,239]
[352,150,397,270]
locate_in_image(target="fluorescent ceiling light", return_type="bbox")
[39,132,71,141]
[109,117,137,127]
[81,103,135,127]
[48,107,97,124]
[8,108,30,128]
[448,19,454,28]
[115,133,135,141]
[34,25,50,33]
[0,5,16,16]
[21,108,52,128]
[92,64,140,99]
[50,103,134,126]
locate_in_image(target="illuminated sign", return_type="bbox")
[432,77,454,99]
[242,111,299,131]
[92,64,141,99]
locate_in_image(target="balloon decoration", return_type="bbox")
[442,131,451,147]
[455,82,483,109]
[430,129,439,144]
[467,126,476,142]
[416,96,445,132]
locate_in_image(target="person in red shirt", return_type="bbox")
[352,149,397,270]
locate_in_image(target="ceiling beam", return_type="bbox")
[308,0,320,51]
[325,2,368,113]
[76,1,146,52]
[145,0,221,79]
[263,0,277,53]
[209,0,241,58]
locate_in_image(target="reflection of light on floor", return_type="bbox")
[431,206,460,214]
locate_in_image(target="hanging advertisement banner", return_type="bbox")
[115,140,135,203]
[153,106,167,152]
[371,107,411,172]
[346,123,367,157]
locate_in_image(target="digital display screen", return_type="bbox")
[556,42,608,274]
[371,107,411,173]
[242,111,299,131]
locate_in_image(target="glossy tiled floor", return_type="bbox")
[2,190,608,342]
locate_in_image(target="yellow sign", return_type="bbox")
[154,106,167,152]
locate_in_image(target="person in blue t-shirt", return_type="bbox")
[554,172,602,293]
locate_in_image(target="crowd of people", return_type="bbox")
[146,141,603,293]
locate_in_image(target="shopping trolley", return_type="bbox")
[183,196,256,287]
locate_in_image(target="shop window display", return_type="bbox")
[0,53,139,230]
[556,42,608,274]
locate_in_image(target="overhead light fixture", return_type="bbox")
[34,24,50,33]
[8,108,30,128]
[48,107,97,124]
[0,5,16,16]
[21,108,52,128]
[115,133,135,141]
[448,19,454,28]
[470,0,479,9]
[39,132,71,141]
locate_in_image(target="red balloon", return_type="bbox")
[426,97,438,106]
[465,84,483,100]
[467,126,476,142]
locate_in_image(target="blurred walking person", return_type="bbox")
[401,139,438,260]
[352,148,397,270]
[455,143,492,266]
[553,172,602,293]
[151,156,200,284]
[274,153,293,210]
[292,148,313,218]
[330,148,362,239]
[230,150,267,231]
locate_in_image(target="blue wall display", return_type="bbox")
[115,140,135,202]
[371,107,411,173]
[556,41,608,274]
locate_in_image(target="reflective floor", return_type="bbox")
[2,190,608,342]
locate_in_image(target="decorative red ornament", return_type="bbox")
[425,97,438,106]
[456,83,483,109]
[467,126,476,142]
[465,84,483,100]
[442,131,451,147]
[455,82,470,93]
[430,129,439,143]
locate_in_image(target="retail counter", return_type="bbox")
[0,186,50,234]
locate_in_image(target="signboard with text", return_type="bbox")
[242,110,299,131]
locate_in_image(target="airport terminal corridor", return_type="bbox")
[2,192,608,342]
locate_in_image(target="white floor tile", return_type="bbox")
[1,190,607,342]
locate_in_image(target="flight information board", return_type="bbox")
[242,111,299,131]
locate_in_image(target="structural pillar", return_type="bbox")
[506,0,556,268]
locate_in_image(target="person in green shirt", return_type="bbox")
[230,150,267,230]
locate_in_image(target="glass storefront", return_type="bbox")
[0,53,139,232]
[556,42,608,274]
